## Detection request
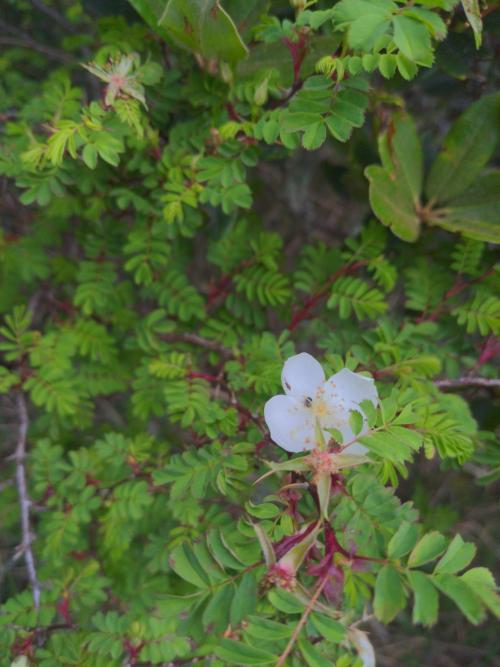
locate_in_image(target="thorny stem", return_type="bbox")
[14,392,41,610]
[275,575,329,667]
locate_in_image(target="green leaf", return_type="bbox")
[215,639,276,665]
[157,0,248,63]
[310,613,346,642]
[365,165,420,242]
[349,409,364,437]
[434,535,476,574]
[169,542,210,588]
[426,93,500,203]
[326,83,369,142]
[230,571,257,625]
[408,531,447,568]
[333,0,395,51]
[302,121,327,150]
[374,565,406,622]
[396,53,418,80]
[192,540,226,583]
[406,571,439,626]
[453,291,500,336]
[268,588,304,614]
[432,574,485,624]
[202,584,233,631]
[327,276,387,320]
[378,53,397,79]
[298,639,331,667]
[393,15,432,64]
[461,0,482,48]
[82,143,98,169]
[127,0,172,40]
[404,7,447,40]
[245,501,280,519]
[282,112,321,133]
[358,425,422,462]
[378,113,423,204]
[207,530,245,571]
[461,568,500,617]
[245,616,293,641]
[252,523,276,567]
[434,171,500,243]
[387,522,419,559]
[349,15,391,51]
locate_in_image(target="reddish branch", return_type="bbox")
[288,260,366,331]
[284,32,308,85]
[187,371,220,382]
[417,268,494,323]
[477,336,500,366]
[207,258,254,308]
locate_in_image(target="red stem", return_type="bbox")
[417,268,494,324]
[187,371,220,382]
[288,260,366,331]
[207,258,254,307]
[283,32,307,85]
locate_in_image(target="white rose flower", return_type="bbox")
[264,352,378,455]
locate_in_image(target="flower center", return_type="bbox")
[312,398,329,418]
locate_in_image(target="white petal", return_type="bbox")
[324,368,378,408]
[281,353,325,399]
[264,394,316,453]
[318,369,378,456]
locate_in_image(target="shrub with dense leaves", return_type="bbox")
[0,1,499,666]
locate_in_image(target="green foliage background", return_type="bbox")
[0,1,499,666]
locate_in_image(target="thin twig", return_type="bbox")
[0,36,75,64]
[435,377,500,390]
[161,332,232,357]
[14,392,41,610]
[30,0,78,33]
[275,575,329,667]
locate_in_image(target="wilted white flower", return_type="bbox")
[349,628,376,667]
[264,353,378,455]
